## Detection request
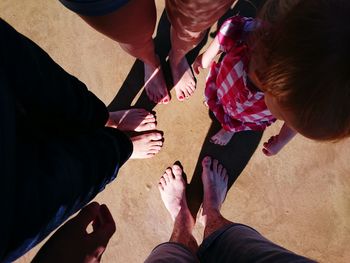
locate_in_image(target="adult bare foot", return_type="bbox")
[144,61,170,104]
[210,128,234,146]
[130,132,163,159]
[169,51,196,101]
[107,109,156,132]
[158,164,193,222]
[201,156,228,225]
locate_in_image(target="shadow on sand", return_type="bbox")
[108,0,266,216]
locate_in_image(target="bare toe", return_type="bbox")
[172,164,182,178]
[130,132,163,159]
[160,177,166,186]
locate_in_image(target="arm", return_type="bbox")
[262,122,297,156]
[193,36,222,74]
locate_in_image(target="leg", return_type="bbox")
[144,164,198,263]
[5,128,131,262]
[74,0,170,104]
[166,0,234,101]
[198,156,315,263]
[158,165,198,255]
[200,156,231,238]
[0,18,109,134]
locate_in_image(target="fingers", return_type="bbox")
[74,202,101,230]
[90,205,116,247]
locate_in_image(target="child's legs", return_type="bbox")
[80,0,158,68]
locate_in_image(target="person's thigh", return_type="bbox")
[4,128,132,262]
[65,0,157,46]
[198,223,316,263]
[145,242,197,263]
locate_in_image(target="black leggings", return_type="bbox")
[0,18,132,262]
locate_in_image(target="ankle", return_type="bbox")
[169,49,184,64]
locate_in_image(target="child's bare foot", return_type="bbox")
[158,164,193,223]
[210,128,234,146]
[169,51,196,101]
[130,132,163,159]
[262,135,283,156]
[201,156,228,225]
[144,61,170,104]
[107,109,156,132]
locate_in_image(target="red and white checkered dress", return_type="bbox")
[205,16,276,132]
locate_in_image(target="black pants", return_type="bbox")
[0,18,133,262]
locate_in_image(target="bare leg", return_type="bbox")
[166,0,235,101]
[168,27,197,101]
[210,128,235,146]
[130,132,163,159]
[200,156,232,239]
[79,0,170,104]
[106,109,156,132]
[158,164,198,254]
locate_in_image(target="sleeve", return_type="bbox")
[0,18,109,136]
[217,16,256,53]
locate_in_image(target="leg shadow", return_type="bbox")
[186,0,266,217]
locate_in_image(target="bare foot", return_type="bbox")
[130,132,163,159]
[201,156,228,222]
[262,135,283,156]
[158,164,193,222]
[144,61,170,104]
[210,128,234,146]
[169,51,196,101]
[106,109,156,132]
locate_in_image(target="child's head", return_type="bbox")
[250,0,350,141]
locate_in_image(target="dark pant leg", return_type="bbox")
[197,224,317,263]
[145,242,198,263]
[0,18,109,136]
[3,128,132,262]
[0,19,133,261]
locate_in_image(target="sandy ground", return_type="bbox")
[1,0,350,262]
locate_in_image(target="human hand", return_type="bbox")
[262,135,283,156]
[32,202,116,263]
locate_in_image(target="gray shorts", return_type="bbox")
[144,223,316,263]
[59,0,129,16]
